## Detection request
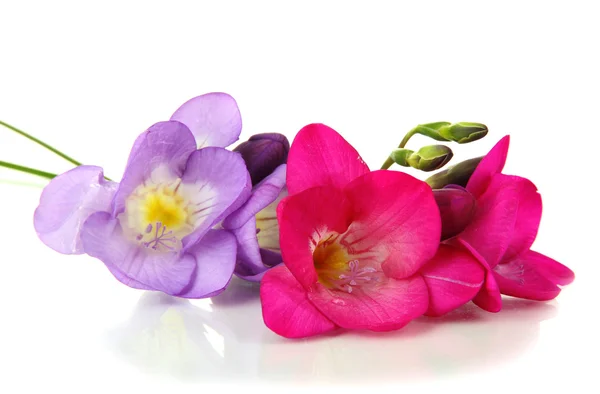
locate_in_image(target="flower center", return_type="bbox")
[255,188,287,253]
[313,234,381,293]
[119,167,215,253]
[141,185,189,230]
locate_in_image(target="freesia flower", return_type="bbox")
[220,134,290,282]
[449,136,574,312]
[260,124,443,338]
[34,94,252,298]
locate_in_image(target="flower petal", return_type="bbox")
[433,186,476,240]
[260,265,337,338]
[467,135,510,198]
[501,176,542,262]
[223,164,287,230]
[81,212,196,294]
[521,250,574,286]
[230,219,275,282]
[459,174,519,268]
[277,185,353,288]
[420,244,485,316]
[307,275,428,331]
[113,121,197,215]
[34,166,118,254]
[170,92,242,148]
[342,170,441,279]
[456,238,503,313]
[472,271,503,312]
[176,230,237,298]
[179,147,252,250]
[233,133,290,185]
[286,123,369,195]
[493,256,561,301]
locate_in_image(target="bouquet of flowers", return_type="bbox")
[2,92,574,338]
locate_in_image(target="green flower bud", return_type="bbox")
[438,122,488,144]
[406,145,453,172]
[412,122,452,141]
[425,157,483,189]
[389,148,414,167]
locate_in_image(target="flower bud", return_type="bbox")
[433,186,476,240]
[425,157,483,189]
[389,148,414,167]
[438,122,488,144]
[406,145,453,172]
[233,133,290,185]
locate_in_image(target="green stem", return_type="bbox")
[0,160,57,179]
[381,128,417,169]
[0,120,83,166]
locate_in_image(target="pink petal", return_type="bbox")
[307,275,428,331]
[501,176,542,262]
[522,250,574,286]
[277,185,353,288]
[472,271,502,312]
[459,174,519,268]
[456,238,502,313]
[286,123,369,195]
[260,265,337,338]
[420,244,485,317]
[493,253,563,301]
[341,170,441,279]
[467,135,510,198]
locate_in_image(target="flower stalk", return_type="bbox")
[0,160,57,179]
[0,120,83,166]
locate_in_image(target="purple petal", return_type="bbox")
[433,186,476,240]
[34,166,117,254]
[222,164,286,230]
[170,92,242,148]
[113,121,197,215]
[80,212,196,295]
[176,230,237,298]
[179,147,252,250]
[260,248,283,267]
[229,219,281,282]
[233,133,290,185]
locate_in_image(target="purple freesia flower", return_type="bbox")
[222,134,290,282]
[34,93,252,298]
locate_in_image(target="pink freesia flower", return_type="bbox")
[260,124,483,338]
[451,136,575,312]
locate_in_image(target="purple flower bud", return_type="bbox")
[433,186,476,240]
[234,133,290,185]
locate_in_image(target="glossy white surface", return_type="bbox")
[1,1,598,392]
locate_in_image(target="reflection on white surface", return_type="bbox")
[107,278,557,383]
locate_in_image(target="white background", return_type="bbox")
[0,1,598,393]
